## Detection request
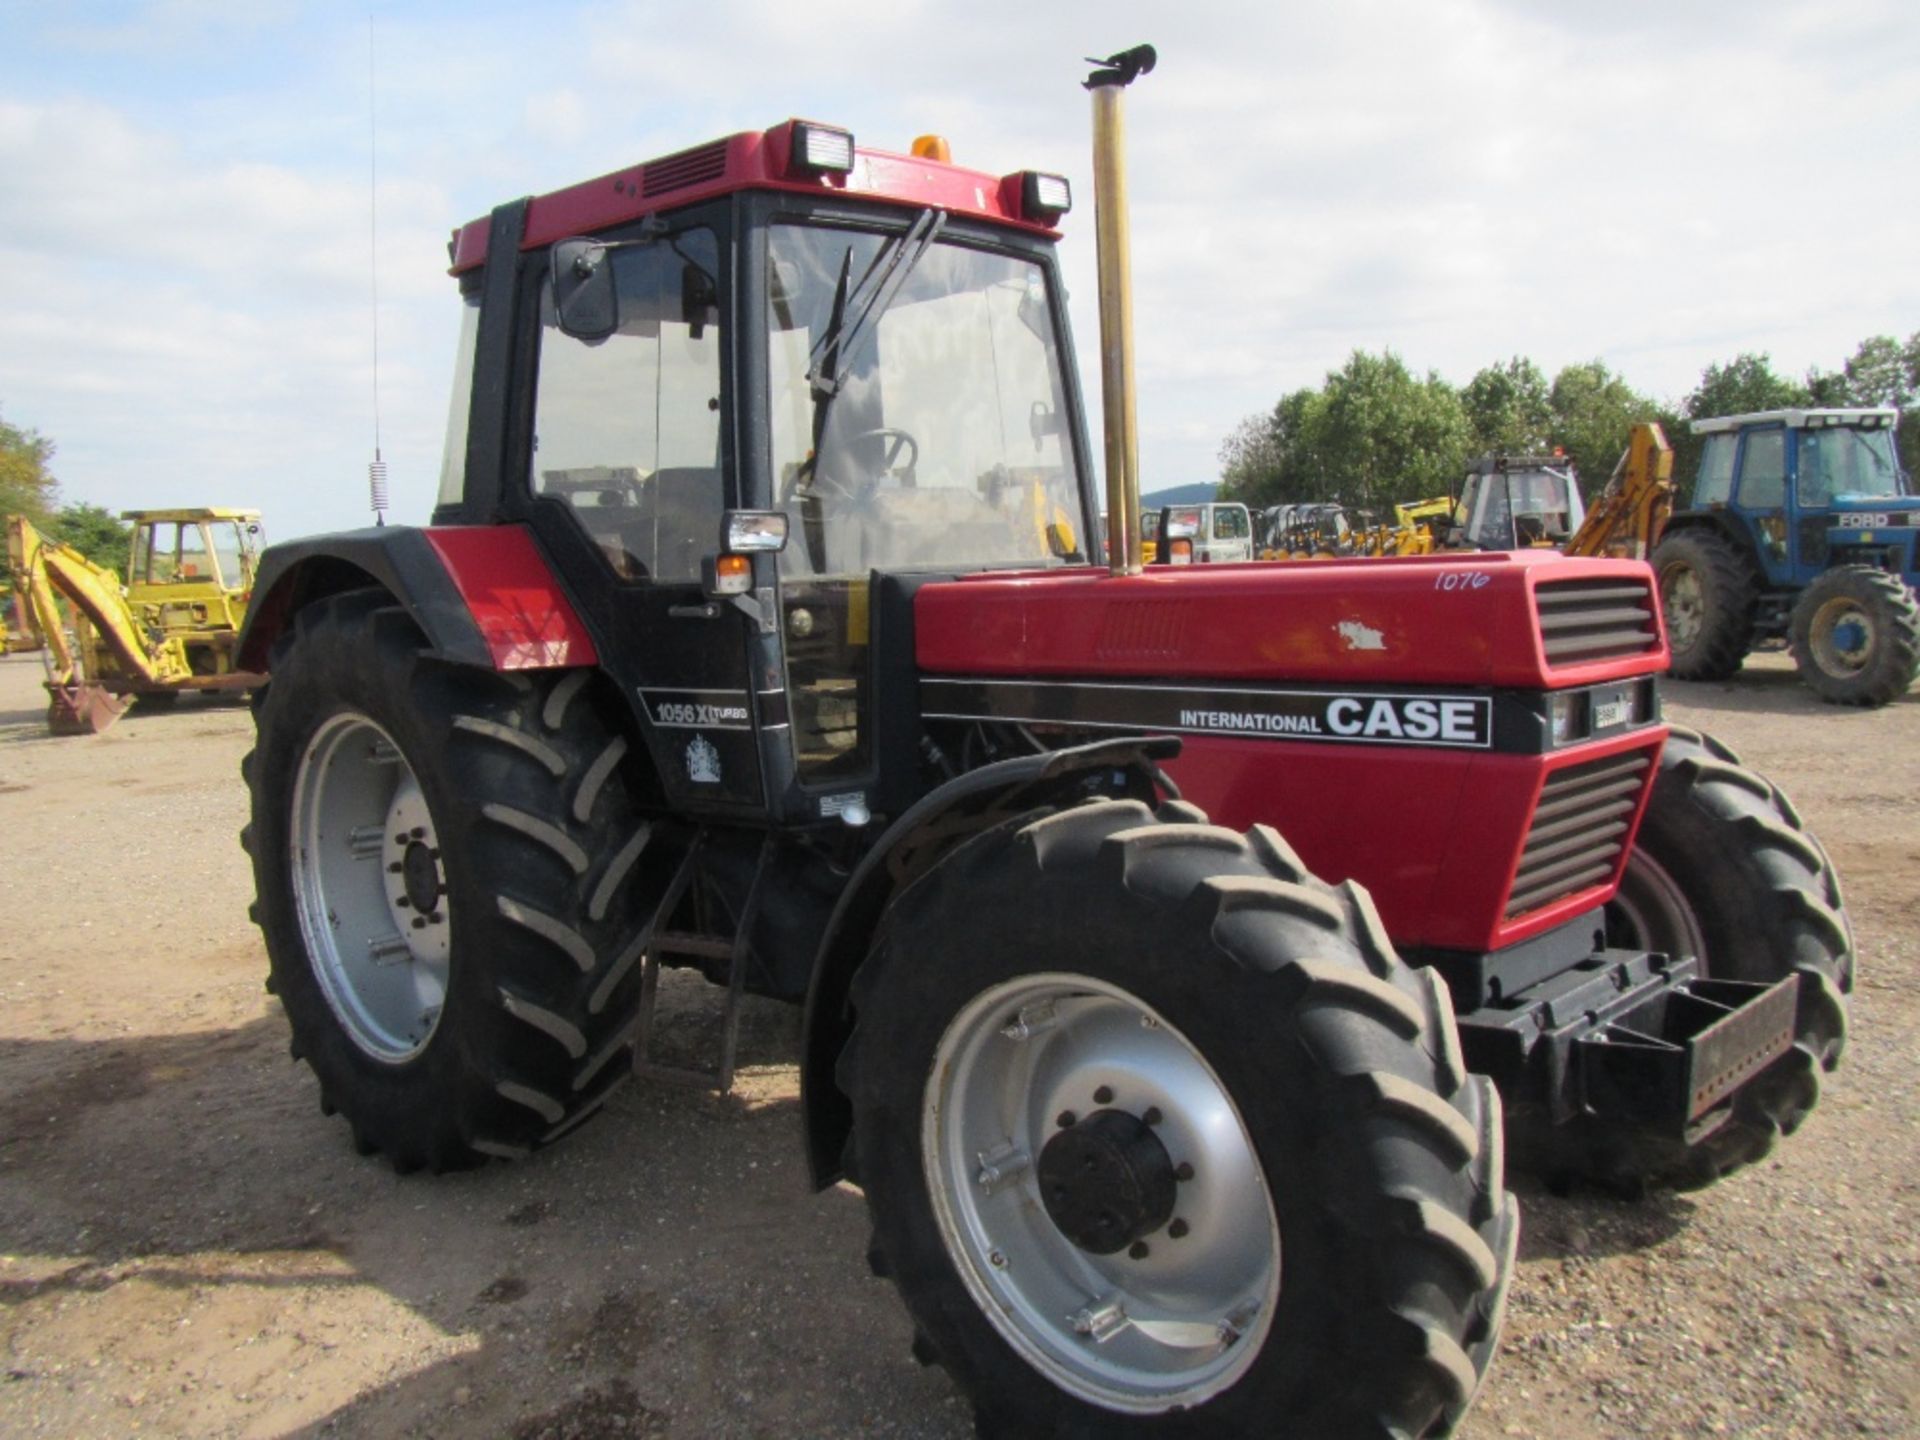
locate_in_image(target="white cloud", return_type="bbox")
[0,0,1914,533]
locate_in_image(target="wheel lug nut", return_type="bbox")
[1128,1241,1150,1260]
[1056,1111,1077,1129]
[1093,1086,1114,1105]
[411,917,426,931]
[1143,1106,1163,1126]
[1168,1218,1190,1239]
[1175,1162,1194,1182]
[386,862,402,874]
[395,895,412,909]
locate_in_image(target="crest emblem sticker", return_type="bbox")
[685,735,722,784]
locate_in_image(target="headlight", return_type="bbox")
[1547,690,1588,745]
[788,121,855,177]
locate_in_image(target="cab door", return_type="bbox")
[1733,425,1791,583]
[513,213,771,818]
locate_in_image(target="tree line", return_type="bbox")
[1,404,131,582]
[1217,334,1920,513]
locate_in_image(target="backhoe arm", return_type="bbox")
[5,515,190,687]
[1565,422,1675,559]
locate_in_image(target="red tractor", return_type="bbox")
[237,51,1850,1439]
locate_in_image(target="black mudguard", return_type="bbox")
[799,734,1181,1188]
[237,526,494,672]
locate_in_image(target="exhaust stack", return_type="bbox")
[1085,44,1156,577]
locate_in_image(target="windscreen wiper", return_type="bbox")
[806,207,947,405]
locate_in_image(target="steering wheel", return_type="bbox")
[851,428,920,486]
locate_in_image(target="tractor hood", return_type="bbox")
[914,549,1666,691]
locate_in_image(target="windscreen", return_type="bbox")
[767,224,1084,577]
[1796,426,1907,503]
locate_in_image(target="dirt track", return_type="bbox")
[0,649,1915,1439]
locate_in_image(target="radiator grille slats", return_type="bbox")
[1534,578,1660,665]
[1506,750,1653,920]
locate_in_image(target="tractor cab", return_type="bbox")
[425,122,1091,825]
[124,508,264,673]
[1453,454,1585,550]
[1683,408,1914,582]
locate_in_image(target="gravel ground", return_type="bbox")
[0,647,1914,1439]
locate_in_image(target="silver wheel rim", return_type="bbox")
[1663,564,1704,652]
[923,973,1280,1413]
[290,712,451,1062]
[1609,848,1708,970]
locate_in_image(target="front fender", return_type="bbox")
[799,734,1181,1189]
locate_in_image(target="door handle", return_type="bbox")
[668,602,722,620]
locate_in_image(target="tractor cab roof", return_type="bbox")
[448,120,1069,275]
[1692,407,1900,434]
[120,508,263,523]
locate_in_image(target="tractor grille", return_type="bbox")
[642,141,729,197]
[1506,749,1653,920]
[1534,577,1660,666]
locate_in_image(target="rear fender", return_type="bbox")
[799,734,1180,1189]
[237,524,597,673]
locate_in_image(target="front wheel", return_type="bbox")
[845,799,1516,1438]
[1788,565,1920,706]
[1520,726,1853,1192]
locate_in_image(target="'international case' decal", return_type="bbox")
[922,678,1493,750]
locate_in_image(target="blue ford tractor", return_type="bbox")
[1651,407,1919,705]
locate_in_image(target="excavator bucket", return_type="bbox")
[45,682,128,736]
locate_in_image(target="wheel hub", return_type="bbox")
[401,839,441,915]
[922,975,1280,1412]
[1037,1109,1177,1255]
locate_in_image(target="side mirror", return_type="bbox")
[1028,400,1061,448]
[681,263,717,341]
[551,239,619,341]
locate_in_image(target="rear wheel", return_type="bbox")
[1788,565,1920,706]
[1652,529,1757,680]
[1521,726,1852,1192]
[244,590,661,1170]
[846,799,1515,1438]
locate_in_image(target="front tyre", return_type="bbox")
[846,799,1516,1438]
[244,590,659,1171]
[1788,565,1920,706]
[1530,726,1853,1192]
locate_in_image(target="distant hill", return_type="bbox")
[1140,482,1219,508]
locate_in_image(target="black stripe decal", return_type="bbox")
[923,677,1494,750]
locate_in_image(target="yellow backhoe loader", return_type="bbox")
[5,508,265,734]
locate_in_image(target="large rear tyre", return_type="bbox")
[1517,726,1852,1192]
[243,590,660,1171]
[1788,565,1920,706]
[1652,529,1757,680]
[845,799,1516,1438]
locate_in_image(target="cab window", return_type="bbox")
[1694,434,1736,506]
[1212,506,1249,540]
[528,227,723,582]
[1737,430,1786,509]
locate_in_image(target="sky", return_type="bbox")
[1,0,1916,543]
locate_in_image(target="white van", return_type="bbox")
[1150,502,1254,563]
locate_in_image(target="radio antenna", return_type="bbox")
[366,12,389,526]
